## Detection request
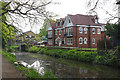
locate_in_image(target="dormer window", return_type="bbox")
[95,19,98,24]
[69,19,71,23]
[60,20,62,26]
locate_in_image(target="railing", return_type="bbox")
[48,36,52,39]
[64,32,73,37]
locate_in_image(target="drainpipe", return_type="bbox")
[88,15,91,48]
[76,26,77,47]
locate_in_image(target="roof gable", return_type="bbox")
[63,16,73,27]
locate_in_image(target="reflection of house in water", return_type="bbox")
[20,60,44,75]
[45,61,98,78]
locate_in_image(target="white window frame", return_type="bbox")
[55,30,57,35]
[67,28,72,36]
[92,28,95,34]
[79,27,83,33]
[84,38,87,44]
[79,37,83,44]
[84,27,87,34]
[48,31,52,38]
[67,38,73,45]
[97,29,101,34]
[64,38,65,44]
[92,38,95,44]
[55,39,57,44]
[48,39,53,45]
[95,19,98,24]
[59,29,61,35]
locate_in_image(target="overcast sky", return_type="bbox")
[21,0,118,34]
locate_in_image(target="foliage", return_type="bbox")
[1,50,17,63]
[29,46,97,62]
[1,2,17,49]
[1,50,57,79]
[95,50,119,66]
[28,46,39,53]
[105,23,120,46]
[5,45,19,52]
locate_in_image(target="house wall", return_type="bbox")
[47,26,103,48]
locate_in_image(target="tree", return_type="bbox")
[39,18,55,40]
[86,0,119,23]
[0,0,56,32]
[105,22,120,46]
[0,2,17,48]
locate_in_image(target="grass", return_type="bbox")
[28,46,97,62]
[78,48,97,50]
[1,50,57,79]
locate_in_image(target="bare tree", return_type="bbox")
[86,0,120,23]
[0,0,57,33]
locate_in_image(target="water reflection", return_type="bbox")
[15,52,120,78]
[19,60,44,75]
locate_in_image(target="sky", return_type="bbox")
[16,0,118,34]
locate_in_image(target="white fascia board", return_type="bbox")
[55,27,65,30]
[75,25,101,28]
[63,16,74,27]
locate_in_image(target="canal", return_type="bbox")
[15,52,120,78]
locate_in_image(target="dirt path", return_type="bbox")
[0,54,26,79]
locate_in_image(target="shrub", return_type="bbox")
[28,46,39,53]
[6,45,19,52]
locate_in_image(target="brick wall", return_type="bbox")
[47,26,103,48]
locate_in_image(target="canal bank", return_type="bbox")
[15,52,120,78]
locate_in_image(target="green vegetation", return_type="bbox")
[28,46,120,67]
[1,2,17,49]
[78,48,97,50]
[1,51,57,79]
[5,45,19,52]
[28,46,97,62]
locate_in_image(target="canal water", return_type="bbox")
[15,52,120,78]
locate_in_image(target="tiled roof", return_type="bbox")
[68,14,101,26]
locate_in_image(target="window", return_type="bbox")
[55,40,57,44]
[97,29,101,34]
[79,37,83,44]
[92,28,95,34]
[84,38,87,44]
[67,38,73,45]
[56,22,58,27]
[95,19,98,24]
[55,30,57,35]
[84,28,87,34]
[60,20,62,26]
[48,31,52,38]
[64,38,65,44]
[69,19,71,23]
[67,28,72,36]
[59,30,61,35]
[93,38,95,44]
[79,27,83,33]
[29,35,32,38]
[48,39,53,45]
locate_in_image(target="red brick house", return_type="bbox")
[46,14,105,48]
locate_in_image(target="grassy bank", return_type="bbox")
[1,50,57,79]
[28,46,97,62]
[28,46,120,67]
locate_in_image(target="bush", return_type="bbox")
[95,50,119,66]
[28,46,39,53]
[6,45,19,52]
